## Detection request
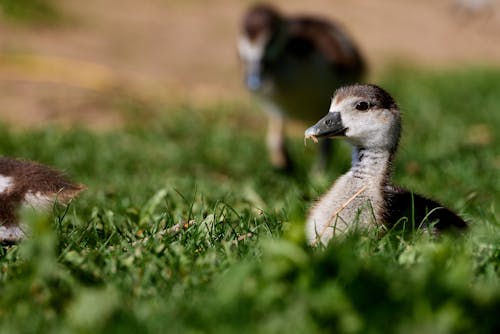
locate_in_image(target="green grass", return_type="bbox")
[0,0,61,24]
[0,67,499,333]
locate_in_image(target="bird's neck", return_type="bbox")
[350,146,393,183]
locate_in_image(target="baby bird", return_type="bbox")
[238,3,365,170]
[304,84,466,245]
[0,157,84,243]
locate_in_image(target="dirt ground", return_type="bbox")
[0,0,499,128]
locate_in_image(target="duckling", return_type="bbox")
[238,3,365,170]
[304,84,467,245]
[0,157,84,243]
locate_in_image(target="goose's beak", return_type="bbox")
[305,112,346,141]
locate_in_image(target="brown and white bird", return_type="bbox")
[304,84,467,245]
[238,3,365,170]
[0,157,84,243]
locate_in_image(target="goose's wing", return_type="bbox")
[286,17,366,73]
[0,157,84,204]
[0,158,84,243]
[384,185,467,230]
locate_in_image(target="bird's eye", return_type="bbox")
[355,101,370,111]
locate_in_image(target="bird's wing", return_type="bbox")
[0,157,84,204]
[287,17,366,72]
[384,185,467,230]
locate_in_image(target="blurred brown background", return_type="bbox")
[0,0,499,128]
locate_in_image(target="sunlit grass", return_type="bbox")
[0,66,499,333]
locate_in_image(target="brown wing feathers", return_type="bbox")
[0,157,84,203]
[0,158,84,242]
[287,17,365,71]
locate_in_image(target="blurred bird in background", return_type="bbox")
[238,3,366,171]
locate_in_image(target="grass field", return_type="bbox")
[0,67,499,333]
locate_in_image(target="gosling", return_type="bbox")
[238,3,365,170]
[305,84,467,245]
[0,157,84,243]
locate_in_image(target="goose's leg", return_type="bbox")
[267,114,291,170]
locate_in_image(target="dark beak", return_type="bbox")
[304,112,346,140]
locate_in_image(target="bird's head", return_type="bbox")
[237,4,283,91]
[305,84,401,153]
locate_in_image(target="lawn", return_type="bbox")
[0,67,499,333]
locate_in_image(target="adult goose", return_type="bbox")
[304,84,467,245]
[0,157,84,243]
[238,3,365,170]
